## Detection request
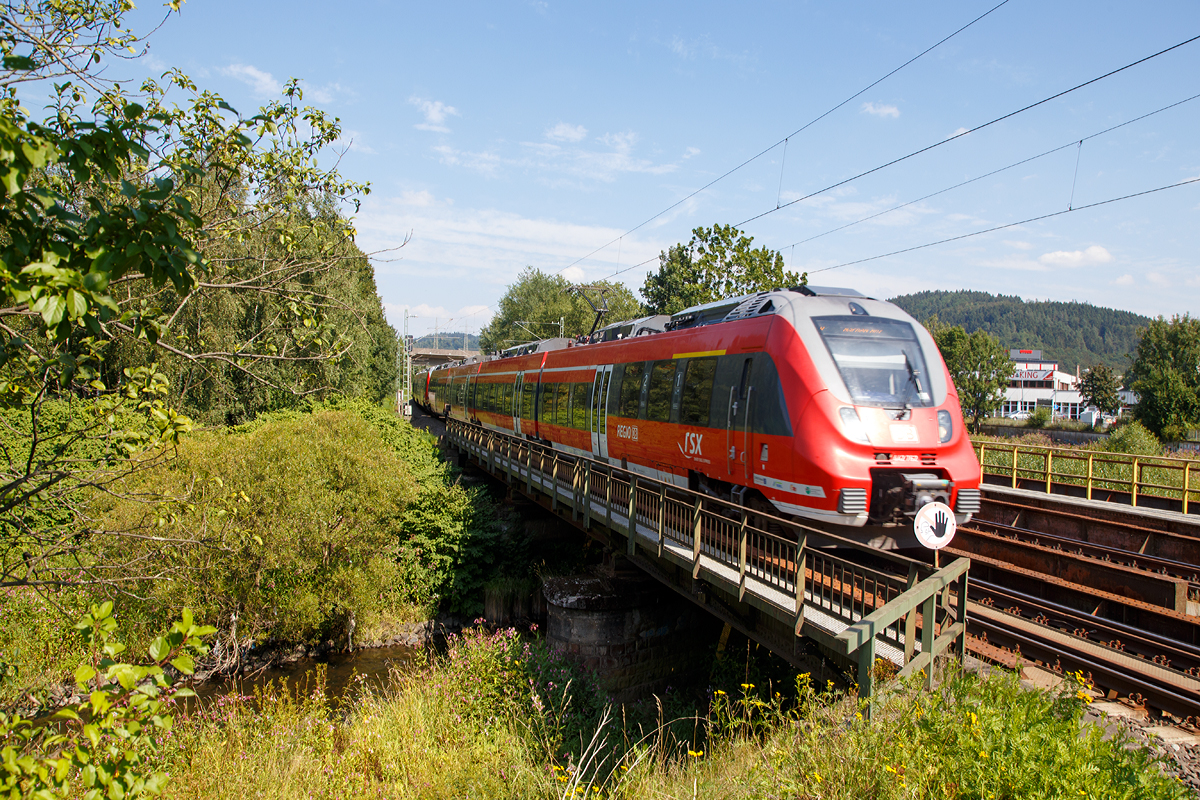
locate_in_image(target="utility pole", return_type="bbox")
[403,309,414,416]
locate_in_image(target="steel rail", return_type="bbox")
[965,518,1200,583]
[970,579,1200,677]
[967,608,1200,722]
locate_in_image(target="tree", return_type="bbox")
[1128,314,1200,441]
[478,268,643,353]
[0,2,392,590]
[926,316,1013,433]
[642,224,804,315]
[1078,364,1121,416]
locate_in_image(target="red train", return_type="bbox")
[412,286,981,548]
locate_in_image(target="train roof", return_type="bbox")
[667,285,874,331]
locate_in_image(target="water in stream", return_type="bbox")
[191,644,420,710]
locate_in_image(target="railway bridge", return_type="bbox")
[442,414,1200,722]
[443,416,970,708]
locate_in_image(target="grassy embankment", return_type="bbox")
[0,400,523,708]
[971,421,1200,506]
[153,624,1188,800]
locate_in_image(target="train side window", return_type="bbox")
[750,356,794,436]
[599,372,611,430]
[539,383,554,423]
[680,357,717,426]
[646,360,676,422]
[572,383,588,429]
[618,362,644,418]
[521,382,535,420]
[555,383,570,426]
[738,358,753,400]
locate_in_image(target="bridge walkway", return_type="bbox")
[445,418,970,710]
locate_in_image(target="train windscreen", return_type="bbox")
[815,316,933,408]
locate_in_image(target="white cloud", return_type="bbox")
[950,126,970,137]
[973,254,1045,272]
[409,97,460,133]
[384,302,493,333]
[861,102,900,119]
[437,130,677,183]
[1147,271,1170,287]
[1004,240,1032,250]
[337,129,376,155]
[355,191,667,302]
[546,122,587,142]
[433,145,503,176]
[1114,274,1135,286]
[661,34,754,69]
[221,63,282,97]
[600,131,637,151]
[1037,245,1113,268]
[683,147,701,159]
[140,53,168,72]
[308,82,352,104]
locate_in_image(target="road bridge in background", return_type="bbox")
[443,417,970,710]
[412,348,480,369]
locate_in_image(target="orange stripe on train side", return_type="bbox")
[671,349,726,359]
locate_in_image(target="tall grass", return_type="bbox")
[973,431,1200,506]
[155,626,1189,800]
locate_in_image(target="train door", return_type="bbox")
[590,364,614,459]
[513,372,526,435]
[726,356,754,483]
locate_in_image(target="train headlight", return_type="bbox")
[839,407,870,444]
[937,410,953,443]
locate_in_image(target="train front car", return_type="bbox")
[752,287,981,548]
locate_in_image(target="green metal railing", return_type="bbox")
[448,419,969,708]
[974,440,1198,514]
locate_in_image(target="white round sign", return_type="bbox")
[913,501,957,549]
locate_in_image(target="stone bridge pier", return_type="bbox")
[542,568,723,703]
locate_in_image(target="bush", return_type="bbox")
[95,409,419,646]
[84,400,521,649]
[1103,420,1163,457]
[1028,406,1052,429]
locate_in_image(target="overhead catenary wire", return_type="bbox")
[807,175,1200,275]
[734,32,1200,230]
[591,38,1200,288]
[777,90,1200,251]
[591,171,1200,287]
[554,0,1014,276]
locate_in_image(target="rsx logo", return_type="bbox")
[679,432,704,457]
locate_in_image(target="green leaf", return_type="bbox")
[2,55,35,70]
[74,665,97,685]
[66,289,88,319]
[148,637,169,662]
[169,654,194,675]
[37,294,66,327]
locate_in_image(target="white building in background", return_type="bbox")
[998,349,1087,420]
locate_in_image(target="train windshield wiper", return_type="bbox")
[901,352,923,408]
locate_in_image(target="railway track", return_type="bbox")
[950,494,1200,724]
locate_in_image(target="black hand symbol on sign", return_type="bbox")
[932,509,950,539]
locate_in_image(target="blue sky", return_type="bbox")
[116,0,1200,337]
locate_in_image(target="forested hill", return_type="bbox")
[889,290,1152,371]
[414,331,480,350]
